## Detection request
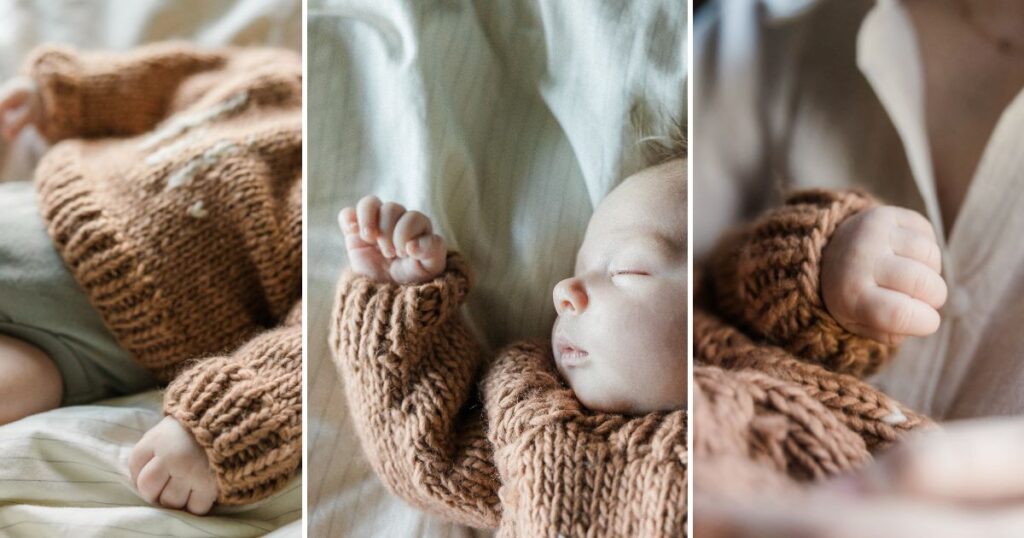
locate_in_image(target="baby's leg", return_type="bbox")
[0,333,62,424]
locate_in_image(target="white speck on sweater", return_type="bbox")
[187,201,208,219]
[882,407,907,425]
[140,91,249,150]
[145,129,207,165]
[165,140,242,191]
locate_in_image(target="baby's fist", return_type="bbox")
[339,195,447,284]
[0,76,41,141]
[821,206,947,345]
[129,416,218,515]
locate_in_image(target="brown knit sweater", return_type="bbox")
[25,43,302,505]
[694,189,934,498]
[331,253,686,537]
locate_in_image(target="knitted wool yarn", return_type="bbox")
[708,189,891,377]
[26,43,302,504]
[332,253,686,537]
[694,189,934,497]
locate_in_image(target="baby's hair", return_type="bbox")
[634,112,687,168]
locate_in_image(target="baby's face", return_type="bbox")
[551,159,687,414]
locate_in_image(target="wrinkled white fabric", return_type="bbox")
[0,392,301,537]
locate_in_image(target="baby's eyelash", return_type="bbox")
[610,269,650,277]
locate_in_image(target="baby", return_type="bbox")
[333,128,948,535]
[333,149,687,535]
[0,43,301,515]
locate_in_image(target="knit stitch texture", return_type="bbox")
[694,189,933,497]
[26,43,302,505]
[332,253,687,537]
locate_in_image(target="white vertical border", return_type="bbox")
[301,0,309,534]
[686,0,694,535]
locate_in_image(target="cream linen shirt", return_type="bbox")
[694,0,1024,419]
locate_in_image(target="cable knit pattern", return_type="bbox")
[331,253,686,537]
[695,189,934,498]
[26,43,302,504]
[708,189,891,376]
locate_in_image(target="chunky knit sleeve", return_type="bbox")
[24,42,227,141]
[481,340,687,537]
[162,300,302,506]
[694,309,931,451]
[331,252,501,529]
[706,189,894,377]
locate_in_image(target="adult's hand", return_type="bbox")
[696,417,1024,537]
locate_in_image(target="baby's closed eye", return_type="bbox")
[609,268,651,277]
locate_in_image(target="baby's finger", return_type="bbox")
[855,286,940,337]
[128,443,155,484]
[394,210,432,256]
[874,256,947,309]
[1,106,31,141]
[890,227,942,273]
[136,459,171,505]
[377,202,406,258]
[0,83,28,111]
[186,483,218,515]
[158,476,191,510]
[337,207,359,236]
[410,234,447,274]
[344,231,377,251]
[356,195,382,242]
[892,207,937,241]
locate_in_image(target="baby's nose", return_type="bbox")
[553,277,588,315]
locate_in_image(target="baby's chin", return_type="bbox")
[568,381,647,415]
[568,378,686,415]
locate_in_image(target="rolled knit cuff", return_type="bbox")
[162,326,302,505]
[712,189,892,377]
[335,251,474,336]
[25,43,226,141]
[25,46,85,142]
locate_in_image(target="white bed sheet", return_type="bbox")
[0,1,302,535]
[307,0,686,535]
[0,392,301,538]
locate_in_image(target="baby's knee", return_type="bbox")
[0,333,63,423]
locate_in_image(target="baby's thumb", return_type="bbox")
[412,235,446,273]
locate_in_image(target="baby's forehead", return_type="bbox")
[587,169,685,246]
[577,222,685,269]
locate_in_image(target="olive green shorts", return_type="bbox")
[0,181,156,406]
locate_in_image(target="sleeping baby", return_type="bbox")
[0,43,301,515]
[332,138,687,535]
[332,117,949,535]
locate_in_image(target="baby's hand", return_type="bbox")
[0,76,41,141]
[339,195,447,284]
[129,416,218,515]
[821,206,947,345]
